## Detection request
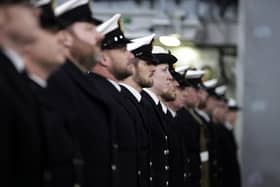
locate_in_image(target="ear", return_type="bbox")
[98,51,111,67]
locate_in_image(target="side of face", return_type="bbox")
[171,85,187,109]
[185,87,199,108]
[0,7,5,45]
[67,22,103,68]
[212,107,228,124]
[2,5,41,45]
[133,59,155,88]
[206,96,217,114]
[198,89,208,107]
[24,29,66,72]
[226,111,237,126]
[152,64,173,99]
[166,78,178,101]
[104,47,134,80]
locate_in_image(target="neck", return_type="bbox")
[3,40,25,57]
[92,64,117,81]
[121,76,141,92]
[68,55,89,73]
[24,58,49,80]
[167,102,180,112]
[148,87,160,97]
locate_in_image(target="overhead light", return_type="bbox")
[152,17,171,26]
[159,35,181,47]
[171,47,199,65]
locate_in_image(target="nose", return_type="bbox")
[150,65,156,73]
[127,50,135,60]
[167,69,173,80]
[56,32,65,45]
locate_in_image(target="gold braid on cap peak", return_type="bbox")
[51,0,55,9]
[88,0,92,9]
[118,18,124,32]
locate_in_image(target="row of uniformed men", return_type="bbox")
[0,0,241,187]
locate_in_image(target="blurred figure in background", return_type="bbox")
[226,98,241,129]
[0,1,46,187]
[46,1,118,187]
[23,1,80,187]
[214,98,242,187]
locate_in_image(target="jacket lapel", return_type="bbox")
[141,91,168,133]
[63,61,105,105]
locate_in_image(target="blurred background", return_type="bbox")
[56,0,280,186]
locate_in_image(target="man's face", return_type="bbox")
[205,96,218,114]
[133,59,155,88]
[105,46,135,81]
[152,64,173,101]
[67,22,103,69]
[216,99,227,108]
[0,7,5,45]
[212,107,228,124]
[226,111,238,126]
[198,89,208,108]
[2,5,41,45]
[24,29,66,72]
[164,77,178,102]
[184,87,199,108]
[169,84,187,110]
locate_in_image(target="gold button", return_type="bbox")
[164,150,169,155]
[112,165,117,171]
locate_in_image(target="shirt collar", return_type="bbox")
[160,101,168,114]
[225,122,233,131]
[195,108,210,122]
[143,88,160,105]
[119,83,141,103]
[29,74,47,88]
[108,79,121,92]
[2,48,25,73]
[168,108,177,118]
